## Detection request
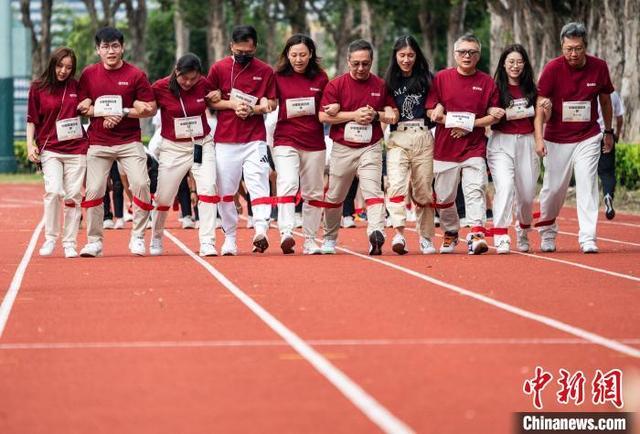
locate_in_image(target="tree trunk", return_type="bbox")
[335,2,355,74]
[417,1,436,63]
[446,0,467,67]
[620,0,639,142]
[123,0,147,69]
[282,0,308,34]
[174,0,190,59]
[207,0,227,66]
[20,0,53,78]
[230,0,245,26]
[359,0,376,73]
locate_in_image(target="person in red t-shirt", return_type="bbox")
[535,22,614,254]
[319,39,398,256]
[426,33,503,255]
[26,47,88,259]
[487,44,551,254]
[150,53,221,257]
[76,27,157,258]
[207,25,277,256]
[272,34,330,255]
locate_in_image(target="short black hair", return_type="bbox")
[231,25,258,45]
[95,27,124,46]
[348,39,373,59]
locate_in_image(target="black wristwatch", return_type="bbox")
[373,111,380,122]
[603,129,614,135]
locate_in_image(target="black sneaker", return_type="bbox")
[368,230,385,255]
[604,194,615,220]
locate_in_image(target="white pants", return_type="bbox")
[487,131,539,236]
[40,150,86,247]
[216,141,271,238]
[538,133,602,244]
[434,157,487,233]
[152,136,217,244]
[272,145,326,239]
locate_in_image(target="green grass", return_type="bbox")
[0,173,42,184]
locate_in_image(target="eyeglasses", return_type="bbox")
[99,42,122,51]
[455,49,480,57]
[562,46,585,54]
[349,61,372,69]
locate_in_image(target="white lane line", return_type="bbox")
[2,337,639,350]
[408,227,640,283]
[558,216,640,229]
[0,219,44,338]
[556,230,640,247]
[295,229,640,359]
[165,230,414,434]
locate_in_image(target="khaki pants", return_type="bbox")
[40,150,86,247]
[386,126,435,239]
[434,157,487,233]
[84,142,151,243]
[151,136,217,244]
[324,141,385,240]
[272,145,326,239]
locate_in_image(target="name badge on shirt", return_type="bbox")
[230,88,258,107]
[94,95,123,117]
[55,117,83,141]
[506,98,535,121]
[445,111,476,132]
[562,101,591,122]
[285,97,315,118]
[398,119,425,128]
[174,116,204,139]
[344,122,373,144]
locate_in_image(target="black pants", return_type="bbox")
[103,163,124,220]
[343,177,359,217]
[597,144,616,198]
[177,175,193,218]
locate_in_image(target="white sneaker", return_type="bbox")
[129,236,146,256]
[419,237,436,255]
[467,232,489,255]
[181,215,196,229]
[123,211,133,222]
[80,241,103,257]
[280,233,295,254]
[495,235,511,255]
[321,239,337,254]
[252,232,269,253]
[341,216,356,228]
[581,241,599,254]
[39,240,56,256]
[149,236,163,256]
[439,232,459,254]
[515,227,530,252]
[294,213,303,228]
[63,246,78,258]
[246,216,254,229]
[221,237,237,256]
[199,242,218,257]
[540,237,556,253]
[103,219,115,229]
[391,233,408,255]
[303,238,322,255]
[114,218,124,229]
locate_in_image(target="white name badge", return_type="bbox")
[174,116,204,139]
[445,111,476,132]
[344,122,373,144]
[230,88,258,107]
[398,119,425,128]
[286,97,315,118]
[506,98,535,121]
[562,101,591,122]
[94,95,123,117]
[56,117,83,141]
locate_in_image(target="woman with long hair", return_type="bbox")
[149,53,220,257]
[383,35,436,255]
[27,47,88,258]
[272,34,333,254]
[489,44,551,253]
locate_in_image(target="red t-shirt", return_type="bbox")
[207,56,276,143]
[152,76,213,142]
[78,61,155,146]
[27,79,88,154]
[274,70,328,151]
[492,84,535,135]
[538,55,614,143]
[321,72,395,148]
[425,68,500,162]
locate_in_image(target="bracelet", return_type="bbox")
[603,129,614,135]
[190,190,197,194]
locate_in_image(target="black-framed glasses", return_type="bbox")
[455,49,480,57]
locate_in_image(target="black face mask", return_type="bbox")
[233,53,253,65]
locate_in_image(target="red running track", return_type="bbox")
[0,184,638,434]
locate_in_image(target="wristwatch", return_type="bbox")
[123,107,131,118]
[603,129,614,135]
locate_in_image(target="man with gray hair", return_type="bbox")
[318,39,398,255]
[534,22,614,253]
[426,33,503,255]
